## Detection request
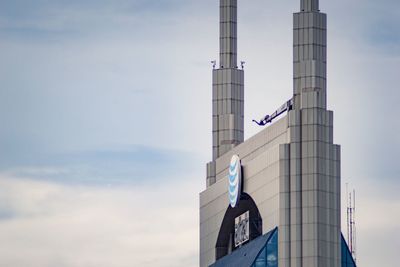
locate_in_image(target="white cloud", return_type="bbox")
[0,175,200,267]
[0,0,399,266]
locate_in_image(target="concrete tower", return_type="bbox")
[200,1,349,266]
[207,0,245,187]
[279,0,342,266]
[212,0,244,160]
[294,0,326,110]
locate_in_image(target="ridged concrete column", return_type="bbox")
[293,0,327,110]
[287,1,342,266]
[207,0,244,186]
[220,0,237,69]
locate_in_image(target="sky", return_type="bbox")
[0,0,399,266]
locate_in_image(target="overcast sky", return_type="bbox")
[0,0,399,266]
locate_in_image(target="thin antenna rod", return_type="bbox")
[347,187,357,262]
[349,192,353,254]
[346,183,349,245]
[353,190,357,262]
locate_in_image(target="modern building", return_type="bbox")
[199,1,357,266]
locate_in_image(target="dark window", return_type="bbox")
[250,228,278,267]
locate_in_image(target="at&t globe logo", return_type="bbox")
[229,155,242,208]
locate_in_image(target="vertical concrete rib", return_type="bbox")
[289,112,303,267]
[279,143,292,267]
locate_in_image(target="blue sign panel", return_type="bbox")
[229,155,242,208]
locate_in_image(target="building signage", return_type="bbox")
[234,211,249,247]
[229,154,242,208]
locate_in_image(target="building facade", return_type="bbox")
[200,1,357,267]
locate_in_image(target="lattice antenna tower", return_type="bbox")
[347,187,357,263]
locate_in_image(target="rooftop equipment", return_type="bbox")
[253,98,294,126]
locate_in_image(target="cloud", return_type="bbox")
[0,0,202,43]
[0,0,398,266]
[0,174,201,267]
[0,145,201,185]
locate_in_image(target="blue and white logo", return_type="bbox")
[229,155,242,208]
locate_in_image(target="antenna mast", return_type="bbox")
[347,188,357,263]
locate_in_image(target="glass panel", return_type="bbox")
[252,230,357,267]
[251,229,278,267]
[253,230,356,267]
[253,246,267,267]
[341,235,357,267]
[266,230,278,267]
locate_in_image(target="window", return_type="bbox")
[251,228,278,267]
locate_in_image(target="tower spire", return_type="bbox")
[207,0,244,174]
[293,0,327,110]
[219,0,237,69]
[301,0,319,12]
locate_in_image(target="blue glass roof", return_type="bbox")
[341,234,357,267]
[210,228,356,267]
[209,228,277,267]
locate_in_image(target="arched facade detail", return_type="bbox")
[215,193,262,260]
